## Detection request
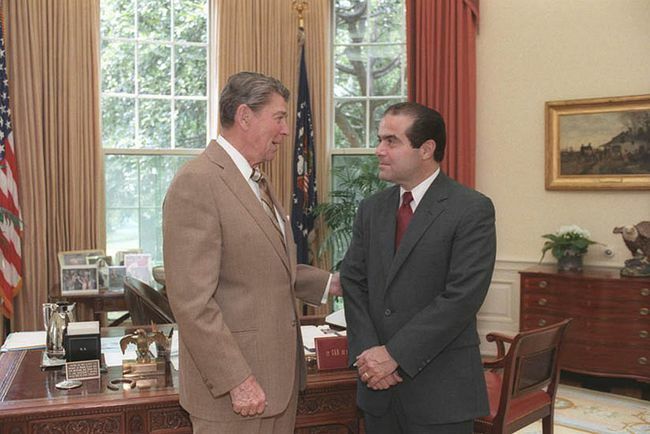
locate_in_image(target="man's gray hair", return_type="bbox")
[219,72,290,128]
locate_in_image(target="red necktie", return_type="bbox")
[395,191,413,249]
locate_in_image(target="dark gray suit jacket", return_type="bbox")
[340,172,496,425]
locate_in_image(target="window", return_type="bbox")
[100,0,211,263]
[328,0,407,265]
[332,0,407,152]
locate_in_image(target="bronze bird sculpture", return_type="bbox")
[613,221,650,261]
[120,328,169,364]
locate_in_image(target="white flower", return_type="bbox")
[556,225,590,238]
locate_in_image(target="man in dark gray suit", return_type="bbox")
[340,102,496,434]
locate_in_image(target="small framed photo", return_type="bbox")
[86,255,112,266]
[58,250,105,267]
[115,249,143,266]
[61,265,99,295]
[107,265,127,290]
[124,253,152,283]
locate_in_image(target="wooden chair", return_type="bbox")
[123,276,175,325]
[474,318,572,434]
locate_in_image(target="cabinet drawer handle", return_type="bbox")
[538,280,548,289]
[538,298,548,306]
[639,357,648,365]
[642,288,650,296]
[538,319,547,327]
[641,308,649,316]
[640,330,648,339]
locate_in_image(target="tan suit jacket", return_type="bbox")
[163,140,329,422]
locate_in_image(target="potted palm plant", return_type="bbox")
[313,158,388,270]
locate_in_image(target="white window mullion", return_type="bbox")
[134,0,141,149]
[170,0,176,149]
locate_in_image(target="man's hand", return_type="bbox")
[329,272,342,297]
[356,346,400,389]
[229,375,267,417]
[366,371,403,390]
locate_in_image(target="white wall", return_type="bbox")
[474,0,650,343]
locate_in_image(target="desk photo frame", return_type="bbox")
[58,250,105,267]
[107,265,127,290]
[61,265,99,295]
[124,253,152,283]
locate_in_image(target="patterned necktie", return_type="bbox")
[251,168,284,240]
[395,191,414,249]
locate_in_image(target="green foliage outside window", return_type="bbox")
[333,0,406,149]
[101,0,208,263]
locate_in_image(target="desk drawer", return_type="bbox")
[561,342,650,379]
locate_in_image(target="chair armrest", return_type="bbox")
[485,332,515,360]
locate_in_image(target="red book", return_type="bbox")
[314,335,349,371]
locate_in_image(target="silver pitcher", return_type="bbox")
[42,301,76,359]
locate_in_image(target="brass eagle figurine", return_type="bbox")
[120,328,169,364]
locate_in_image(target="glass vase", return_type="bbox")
[557,254,583,272]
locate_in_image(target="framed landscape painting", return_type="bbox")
[545,94,650,190]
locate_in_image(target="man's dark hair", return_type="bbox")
[219,72,290,128]
[384,102,446,162]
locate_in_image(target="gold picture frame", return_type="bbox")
[545,94,650,190]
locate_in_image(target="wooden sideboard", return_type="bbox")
[0,326,361,434]
[520,265,650,382]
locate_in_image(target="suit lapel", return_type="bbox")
[377,187,400,275]
[205,141,291,275]
[383,174,450,292]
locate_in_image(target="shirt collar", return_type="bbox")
[216,135,255,181]
[400,167,440,210]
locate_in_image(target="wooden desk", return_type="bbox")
[0,327,361,434]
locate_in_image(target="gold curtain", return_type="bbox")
[4,0,104,331]
[215,0,330,213]
[215,0,331,313]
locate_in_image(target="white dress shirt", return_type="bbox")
[217,135,285,237]
[399,168,440,212]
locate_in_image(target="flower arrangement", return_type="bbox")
[540,225,598,262]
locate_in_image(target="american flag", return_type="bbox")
[0,15,23,319]
[291,46,317,264]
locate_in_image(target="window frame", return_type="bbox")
[100,0,216,261]
[329,0,408,161]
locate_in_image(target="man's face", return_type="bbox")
[247,93,289,164]
[375,113,428,189]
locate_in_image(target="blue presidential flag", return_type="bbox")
[291,46,317,264]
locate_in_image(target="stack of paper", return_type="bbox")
[1,331,46,352]
[325,308,346,328]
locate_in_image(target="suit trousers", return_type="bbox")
[363,390,473,434]
[190,376,299,434]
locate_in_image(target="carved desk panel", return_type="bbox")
[0,327,362,434]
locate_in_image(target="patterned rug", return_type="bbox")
[515,385,650,434]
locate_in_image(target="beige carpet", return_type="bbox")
[514,385,650,434]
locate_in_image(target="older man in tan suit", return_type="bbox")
[163,72,340,434]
